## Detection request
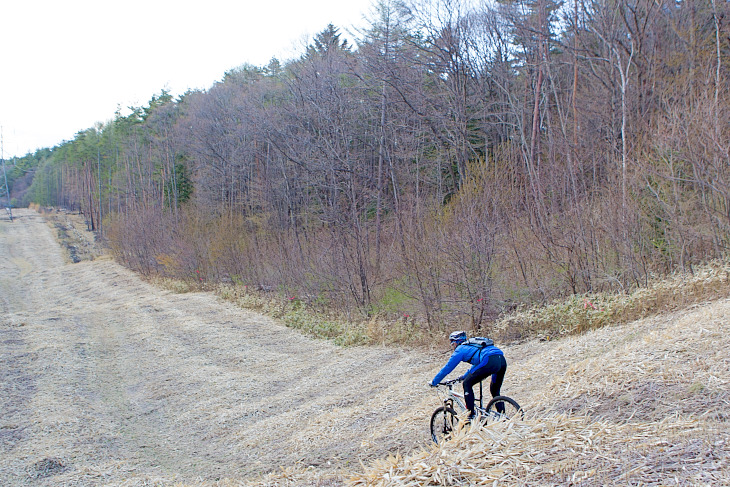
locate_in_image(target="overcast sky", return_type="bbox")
[0,0,375,159]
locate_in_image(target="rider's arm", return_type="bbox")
[430,347,467,385]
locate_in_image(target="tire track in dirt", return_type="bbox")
[0,209,441,485]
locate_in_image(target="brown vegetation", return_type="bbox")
[20,0,730,339]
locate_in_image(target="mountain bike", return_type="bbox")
[430,378,523,444]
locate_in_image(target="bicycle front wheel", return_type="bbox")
[430,406,458,444]
[485,396,524,421]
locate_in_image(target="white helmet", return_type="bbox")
[449,330,467,344]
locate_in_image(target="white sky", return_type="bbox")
[0,0,375,158]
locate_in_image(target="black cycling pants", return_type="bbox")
[462,354,507,415]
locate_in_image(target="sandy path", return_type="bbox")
[0,209,443,485]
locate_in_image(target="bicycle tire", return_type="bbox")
[485,396,524,421]
[430,406,458,444]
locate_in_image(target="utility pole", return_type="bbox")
[0,128,12,222]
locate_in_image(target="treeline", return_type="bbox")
[3,148,50,207]
[23,0,730,330]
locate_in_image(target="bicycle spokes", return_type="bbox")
[484,396,524,422]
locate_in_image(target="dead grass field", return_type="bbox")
[1,208,728,486]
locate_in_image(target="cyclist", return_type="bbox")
[430,330,507,420]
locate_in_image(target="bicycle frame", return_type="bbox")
[436,382,468,413]
[435,379,504,422]
[435,379,488,415]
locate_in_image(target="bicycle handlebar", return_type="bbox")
[438,378,463,386]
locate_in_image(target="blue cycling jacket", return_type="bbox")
[431,343,503,385]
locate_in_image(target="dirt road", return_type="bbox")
[0,209,440,485]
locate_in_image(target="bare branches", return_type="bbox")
[24,0,730,330]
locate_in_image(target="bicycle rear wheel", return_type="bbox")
[485,396,524,421]
[430,406,458,444]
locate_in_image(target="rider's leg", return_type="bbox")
[461,378,478,419]
[489,355,508,412]
[463,359,499,418]
[489,355,507,396]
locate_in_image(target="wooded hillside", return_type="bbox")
[16,0,730,331]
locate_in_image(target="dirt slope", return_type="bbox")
[355,298,730,485]
[1,208,728,486]
[0,209,443,485]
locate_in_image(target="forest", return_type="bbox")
[8,0,730,332]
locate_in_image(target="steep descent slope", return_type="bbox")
[353,290,730,485]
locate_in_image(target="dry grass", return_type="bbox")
[154,280,430,348]
[493,260,730,341]
[349,414,725,485]
[2,209,438,486]
[189,257,730,351]
[347,288,730,486]
[4,208,728,486]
